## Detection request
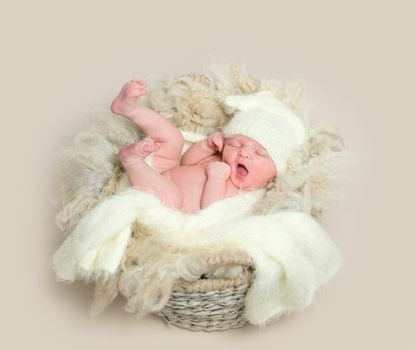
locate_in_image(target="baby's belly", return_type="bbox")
[163,164,207,213]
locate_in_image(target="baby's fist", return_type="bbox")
[207,132,225,152]
[206,161,231,179]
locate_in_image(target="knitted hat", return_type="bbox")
[221,91,306,174]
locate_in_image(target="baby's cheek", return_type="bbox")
[252,162,276,185]
[251,172,263,182]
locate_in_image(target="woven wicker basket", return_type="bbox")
[153,250,255,332]
[155,268,253,331]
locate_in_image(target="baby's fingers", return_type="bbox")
[213,134,224,151]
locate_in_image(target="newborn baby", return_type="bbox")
[111,80,305,213]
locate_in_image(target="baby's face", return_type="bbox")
[221,135,276,190]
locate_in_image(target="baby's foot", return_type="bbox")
[119,139,160,166]
[111,80,147,117]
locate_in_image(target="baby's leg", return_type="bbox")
[119,139,182,209]
[111,80,184,174]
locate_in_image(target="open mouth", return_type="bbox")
[236,163,249,177]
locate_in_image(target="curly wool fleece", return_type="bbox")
[56,62,350,234]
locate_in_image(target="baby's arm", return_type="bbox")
[181,132,224,165]
[201,162,231,209]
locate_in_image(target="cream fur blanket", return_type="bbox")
[53,185,341,325]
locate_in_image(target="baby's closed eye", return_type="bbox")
[256,151,266,157]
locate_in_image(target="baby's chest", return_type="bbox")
[164,164,206,212]
[166,164,207,194]
[166,155,221,189]
[164,157,227,211]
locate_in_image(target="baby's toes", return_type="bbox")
[142,142,154,153]
[136,80,145,87]
[145,140,161,153]
[125,83,141,97]
[131,79,145,88]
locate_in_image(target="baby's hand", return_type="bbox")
[205,161,231,179]
[207,132,225,152]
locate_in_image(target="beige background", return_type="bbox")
[1,0,414,349]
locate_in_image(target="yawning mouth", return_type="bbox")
[236,163,249,177]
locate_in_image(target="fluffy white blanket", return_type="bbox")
[53,186,341,326]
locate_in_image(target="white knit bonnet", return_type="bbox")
[221,91,306,174]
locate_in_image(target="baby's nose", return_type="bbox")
[238,148,252,157]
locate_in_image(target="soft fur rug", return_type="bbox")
[53,62,350,327]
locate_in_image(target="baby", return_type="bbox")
[111,80,305,213]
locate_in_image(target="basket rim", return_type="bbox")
[172,269,253,293]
